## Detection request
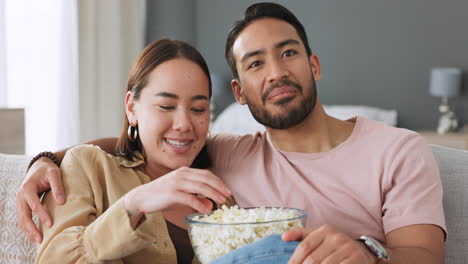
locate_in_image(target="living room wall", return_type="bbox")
[146,0,468,130]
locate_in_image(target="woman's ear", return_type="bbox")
[125,91,137,125]
[231,79,247,105]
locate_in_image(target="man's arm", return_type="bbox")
[283,223,444,264]
[385,224,444,263]
[16,137,118,244]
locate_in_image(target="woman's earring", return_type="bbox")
[127,124,138,142]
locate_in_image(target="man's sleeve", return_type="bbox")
[381,134,447,237]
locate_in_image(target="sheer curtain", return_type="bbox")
[0,0,6,106]
[2,0,78,154]
[78,0,146,142]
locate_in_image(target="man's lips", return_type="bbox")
[266,86,298,101]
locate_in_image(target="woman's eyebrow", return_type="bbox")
[154,92,208,101]
[192,95,208,101]
[154,92,178,99]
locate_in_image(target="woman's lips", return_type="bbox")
[164,138,193,153]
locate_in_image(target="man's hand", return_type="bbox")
[16,157,65,244]
[282,225,377,264]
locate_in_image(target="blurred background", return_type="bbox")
[1,0,467,155]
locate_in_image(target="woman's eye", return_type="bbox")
[192,108,206,113]
[248,60,262,69]
[283,50,296,57]
[159,106,174,110]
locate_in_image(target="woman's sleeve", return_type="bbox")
[35,148,159,264]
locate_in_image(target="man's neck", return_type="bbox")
[266,102,355,153]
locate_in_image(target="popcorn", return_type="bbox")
[187,205,305,264]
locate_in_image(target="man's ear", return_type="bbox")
[231,79,247,105]
[309,53,322,81]
[125,91,137,125]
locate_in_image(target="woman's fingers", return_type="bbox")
[178,167,231,197]
[177,180,227,204]
[174,193,213,214]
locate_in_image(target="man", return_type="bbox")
[17,2,445,263]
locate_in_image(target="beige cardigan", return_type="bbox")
[36,145,235,264]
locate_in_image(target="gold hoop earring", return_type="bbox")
[127,124,138,142]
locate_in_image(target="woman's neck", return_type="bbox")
[143,160,171,181]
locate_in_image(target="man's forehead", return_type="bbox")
[232,18,302,59]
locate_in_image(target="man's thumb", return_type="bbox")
[282,228,308,242]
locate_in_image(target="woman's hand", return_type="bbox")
[124,166,231,227]
[16,157,65,244]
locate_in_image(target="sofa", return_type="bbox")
[0,145,467,263]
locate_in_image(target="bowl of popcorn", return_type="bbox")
[185,205,307,264]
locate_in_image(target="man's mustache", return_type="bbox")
[262,79,302,103]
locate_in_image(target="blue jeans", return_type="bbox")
[210,234,299,264]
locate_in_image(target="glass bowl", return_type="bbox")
[185,206,307,264]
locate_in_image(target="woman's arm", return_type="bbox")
[36,146,158,264]
[16,138,118,244]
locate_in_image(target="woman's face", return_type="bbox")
[126,58,211,176]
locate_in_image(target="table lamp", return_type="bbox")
[429,67,462,134]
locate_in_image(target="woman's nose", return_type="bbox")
[172,110,192,132]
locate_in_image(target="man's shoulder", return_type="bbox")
[358,117,421,145]
[209,132,267,151]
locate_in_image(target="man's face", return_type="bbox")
[231,18,321,129]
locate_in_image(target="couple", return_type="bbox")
[17,2,445,264]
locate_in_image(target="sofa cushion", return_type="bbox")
[431,145,468,264]
[0,153,35,264]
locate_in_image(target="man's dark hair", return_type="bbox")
[225,2,312,79]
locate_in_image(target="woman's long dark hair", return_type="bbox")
[115,39,212,169]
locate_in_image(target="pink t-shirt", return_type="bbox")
[208,116,446,242]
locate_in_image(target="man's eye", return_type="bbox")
[159,106,174,110]
[191,108,206,113]
[248,60,262,69]
[282,50,296,57]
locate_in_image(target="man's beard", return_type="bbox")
[244,78,317,130]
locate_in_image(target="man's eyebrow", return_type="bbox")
[274,39,300,49]
[239,39,300,63]
[240,49,264,63]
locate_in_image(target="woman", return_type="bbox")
[35,39,234,264]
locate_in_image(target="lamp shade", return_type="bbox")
[429,67,462,97]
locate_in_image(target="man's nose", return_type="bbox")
[267,59,289,83]
[173,110,192,132]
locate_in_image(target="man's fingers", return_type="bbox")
[16,198,42,244]
[25,192,52,228]
[287,229,323,264]
[282,228,311,241]
[47,169,65,204]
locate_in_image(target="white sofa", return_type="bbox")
[0,145,467,263]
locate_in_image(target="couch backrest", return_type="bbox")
[0,153,35,264]
[431,144,468,264]
[0,145,466,263]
